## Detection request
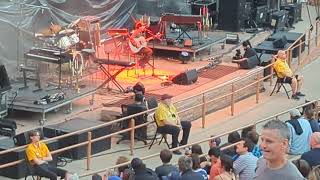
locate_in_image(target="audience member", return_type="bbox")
[301,132,320,167]
[191,144,207,163]
[178,156,205,180]
[233,138,258,180]
[208,135,221,148]
[305,108,320,132]
[220,131,240,158]
[155,94,192,155]
[122,169,135,180]
[208,147,221,180]
[214,154,236,180]
[292,159,312,178]
[246,131,262,158]
[191,154,208,180]
[26,130,71,180]
[286,109,313,154]
[241,125,255,138]
[155,149,179,180]
[309,165,320,180]
[253,120,304,179]
[116,156,130,177]
[131,158,159,180]
[273,50,305,100]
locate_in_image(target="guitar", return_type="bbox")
[129,33,161,53]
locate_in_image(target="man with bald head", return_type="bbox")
[301,132,320,167]
[273,50,305,100]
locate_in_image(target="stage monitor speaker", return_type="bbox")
[13,128,43,146]
[273,35,287,48]
[172,69,198,85]
[0,64,11,91]
[239,55,260,69]
[218,0,246,32]
[43,118,111,160]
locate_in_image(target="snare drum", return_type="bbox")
[69,33,80,45]
[58,36,72,49]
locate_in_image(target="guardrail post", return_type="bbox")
[308,29,311,55]
[298,39,302,65]
[231,82,234,116]
[202,94,206,128]
[87,132,92,170]
[316,21,318,47]
[130,118,135,156]
[269,58,274,87]
[256,73,260,104]
[287,49,292,68]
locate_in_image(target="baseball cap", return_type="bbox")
[161,94,173,100]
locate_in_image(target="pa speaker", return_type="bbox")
[273,35,287,48]
[172,69,198,85]
[239,55,260,69]
[0,64,11,91]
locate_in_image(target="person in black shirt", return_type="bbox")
[232,41,258,65]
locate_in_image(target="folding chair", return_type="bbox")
[24,155,42,180]
[270,76,291,99]
[148,114,171,149]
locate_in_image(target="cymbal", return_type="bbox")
[59,29,74,35]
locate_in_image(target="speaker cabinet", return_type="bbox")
[218,0,246,32]
[172,69,198,85]
[273,35,287,48]
[43,118,111,160]
[0,64,11,91]
[239,55,260,69]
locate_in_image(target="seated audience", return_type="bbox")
[116,156,130,177]
[155,94,192,155]
[131,158,159,180]
[292,159,312,178]
[241,125,256,138]
[178,156,205,180]
[232,41,258,65]
[26,130,71,180]
[254,120,304,179]
[155,149,179,180]
[286,109,313,155]
[309,165,320,180]
[305,108,320,132]
[246,131,262,158]
[273,50,305,100]
[301,132,320,167]
[191,144,208,163]
[208,147,221,180]
[220,131,240,159]
[233,138,258,180]
[208,135,221,148]
[214,154,236,180]
[191,154,208,180]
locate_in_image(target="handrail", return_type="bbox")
[79,99,320,178]
[1,19,320,176]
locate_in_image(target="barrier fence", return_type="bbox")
[0,20,320,178]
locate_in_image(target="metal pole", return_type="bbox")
[87,132,92,170]
[256,73,260,104]
[231,82,234,116]
[201,94,206,128]
[130,118,135,156]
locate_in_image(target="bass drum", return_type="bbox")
[58,36,72,49]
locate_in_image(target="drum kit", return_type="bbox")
[35,21,85,92]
